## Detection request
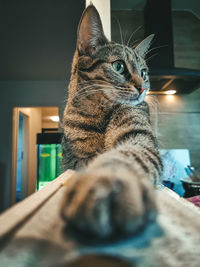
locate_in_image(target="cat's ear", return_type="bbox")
[77,5,108,55]
[134,34,154,58]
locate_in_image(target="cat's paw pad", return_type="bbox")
[61,169,157,239]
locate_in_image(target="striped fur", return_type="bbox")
[61,5,163,239]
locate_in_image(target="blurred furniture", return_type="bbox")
[0,171,200,267]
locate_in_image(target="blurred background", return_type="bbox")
[0,0,200,212]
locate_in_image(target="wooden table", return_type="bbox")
[0,170,200,267]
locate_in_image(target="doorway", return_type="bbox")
[11,107,60,205]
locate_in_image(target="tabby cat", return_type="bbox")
[61,5,163,239]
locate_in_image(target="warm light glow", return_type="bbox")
[166,95,175,101]
[50,116,59,122]
[164,90,176,95]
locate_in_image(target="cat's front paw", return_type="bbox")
[61,169,157,239]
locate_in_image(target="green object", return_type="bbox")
[37,144,62,190]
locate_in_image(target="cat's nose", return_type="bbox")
[136,86,145,94]
[132,83,145,95]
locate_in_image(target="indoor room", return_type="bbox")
[0,0,200,266]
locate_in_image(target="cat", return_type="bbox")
[61,4,163,239]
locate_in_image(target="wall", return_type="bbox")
[0,80,67,212]
[0,0,85,80]
[42,122,58,129]
[156,89,200,166]
[41,107,59,129]
[147,87,200,166]
[173,11,200,70]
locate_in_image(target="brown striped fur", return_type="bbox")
[61,5,163,239]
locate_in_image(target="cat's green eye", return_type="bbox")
[141,69,147,81]
[112,61,125,74]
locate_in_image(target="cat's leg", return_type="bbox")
[61,104,162,239]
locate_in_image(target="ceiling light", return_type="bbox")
[164,90,176,95]
[148,90,177,95]
[50,116,59,122]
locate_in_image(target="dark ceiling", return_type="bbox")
[0,0,85,80]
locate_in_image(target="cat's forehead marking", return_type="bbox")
[108,44,137,61]
[122,46,140,72]
[125,47,137,61]
[108,55,118,62]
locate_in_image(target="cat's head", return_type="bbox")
[74,5,154,106]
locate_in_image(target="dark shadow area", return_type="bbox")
[68,254,132,267]
[0,162,6,213]
[0,237,133,267]
[62,219,164,249]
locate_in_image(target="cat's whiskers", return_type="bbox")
[77,79,110,85]
[145,53,159,62]
[126,25,143,47]
[75,85,138,103]
[76,87,116,98]
[146,44,168,55]
[76,80,112,90]
[112,16,124,45]
[77,80,140,94]
[76,84,115,96]
[76,82,122,95]
[76,84,135,96]
[78,79,136,91]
